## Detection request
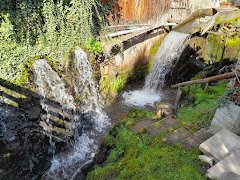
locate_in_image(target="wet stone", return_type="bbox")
[184,128,212,149]
[27,107,42,120]
[168,127,192,145]
[132,118,156,133]
[145,117,179,136]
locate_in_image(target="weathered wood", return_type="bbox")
[173,8,215,31]
[106,27,149,38]
[106,23,177,38]
[40,121,73,137]
[45,114,74,129]
[172,67,240,88]
[201,12,220,35]
[174,87,183,112]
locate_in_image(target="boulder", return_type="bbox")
[27,106,42,120]
[156,102,173,119]
[207,150,240,179]
[209,102,240,135]
[199,155,214,166]
[199,129,240,162]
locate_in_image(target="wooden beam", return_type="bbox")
[172,66,240,88]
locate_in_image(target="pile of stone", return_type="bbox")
[199,129,240,179]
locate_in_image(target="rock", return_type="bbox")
[199,129,240,162]
[168,127,192,145]
[207,150,240,179]
[132,118,156,134]
[156,102,173,119]
[199,155,214,166]
[27,107,42,120]
[184,124,200,133]
[145,117,179,136]
[184,128,212,149]
[209,102,240,135]
[219,172,240,180]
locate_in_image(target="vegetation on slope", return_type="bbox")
[88,74,228,179]
[177,81,227,127]
[87,109,205,180]
[0,0,113,85]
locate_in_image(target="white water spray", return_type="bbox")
[122,31,190,107]
[33,49,109,179]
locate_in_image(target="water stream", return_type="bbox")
[33,49,110,179]
[122,31,190,107]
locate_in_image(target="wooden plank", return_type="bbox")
[172,67,240,88]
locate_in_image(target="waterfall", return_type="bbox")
[33,49,109,179]
[73,49,109,130]
[122,31,190,107]
[144,31,190,91]
[34,59,76,110]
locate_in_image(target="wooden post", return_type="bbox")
[174,87,182,113]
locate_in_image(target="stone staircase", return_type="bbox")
[131,116,211,149]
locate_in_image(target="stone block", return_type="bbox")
[209,102,240,135]
[199,129,240,162]
[207,150,240,179]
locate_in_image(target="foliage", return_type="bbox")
[87,109,205,180]
[84,38,103,55]
[100,72,129,95]
[177,81,227,126]
[0,0,110,85]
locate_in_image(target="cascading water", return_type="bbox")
[122,31,190,107]
[34,59,78,142]
[33,49,109,179]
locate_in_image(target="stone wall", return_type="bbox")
[99,32,166,98]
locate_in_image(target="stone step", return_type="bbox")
[132,118,157,134]
[184,128,212,148]
[167,127,192,145]
[194,128,212,140]
[207,150,240,179]
[199,129,240,162]
[145,117,180,136]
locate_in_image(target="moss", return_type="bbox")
[100,72,130,95]
[224,37,240,59]
[205,34,225,62]
[178,81,227,126]
[14,56,42,87]
[87,109,205,180]
[13,54,65,89]
[99,35,165,98]
[217,16,240,27]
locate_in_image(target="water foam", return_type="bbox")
[122,31,190,107]
[35,49,110,179]
[122,89,162,107]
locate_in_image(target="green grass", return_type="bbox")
[177,81,227,126]
[87,109,205,180]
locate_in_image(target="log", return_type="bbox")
[172,67,240,88]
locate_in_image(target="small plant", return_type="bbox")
[84,38,103,55]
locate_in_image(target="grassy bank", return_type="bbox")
[87,80,227,180]
[87,109,205,180]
